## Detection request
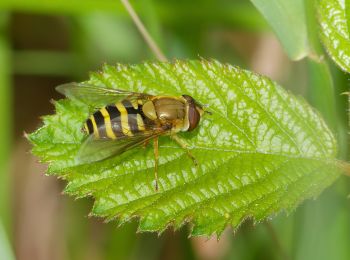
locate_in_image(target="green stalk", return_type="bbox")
[0,13,13,259]
[0,12,11,234]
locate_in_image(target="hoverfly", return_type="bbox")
[56,83,209,191]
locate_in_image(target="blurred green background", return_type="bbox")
[1,0,349,259]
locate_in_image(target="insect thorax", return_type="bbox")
[143,97,188,132]
[153,97,185,120]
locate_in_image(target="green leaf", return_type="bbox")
[28,60,343,236]
[250,0,309,60]
[317,0,350,73]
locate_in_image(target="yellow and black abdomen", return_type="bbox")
[84,99,150,139]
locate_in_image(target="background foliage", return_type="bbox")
[1,0,350,259]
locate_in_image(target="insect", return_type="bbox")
[56,83,209,191]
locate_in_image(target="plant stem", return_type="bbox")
[0,12,11,232]
[120,0,167,62]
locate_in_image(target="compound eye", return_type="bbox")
[187,104,200,131]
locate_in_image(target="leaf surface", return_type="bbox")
[318,0,350,73]
[28,60,341,236]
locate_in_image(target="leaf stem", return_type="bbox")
[120,0,167,62]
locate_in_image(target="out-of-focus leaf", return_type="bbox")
[28,60,343,236]
[293,187,350,260]
[317,0,350,73]
[74,14,144,63]
[13,51,77,76]
[0,1,266,30]
[307,59,337,129]
[250,0,309,60]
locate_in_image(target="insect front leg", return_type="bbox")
[170,135,198,166]
[153,137,159,192]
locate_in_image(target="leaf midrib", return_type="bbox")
[100,158,332,228]
[91,150,335,216]
[68,144,336,200]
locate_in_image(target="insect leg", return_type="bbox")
[154,137,159,191]
[142,139,150,149]
[170,135,198,166]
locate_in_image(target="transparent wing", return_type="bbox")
[56,82,151,107]
[77,128,168,165]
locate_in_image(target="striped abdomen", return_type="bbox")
[84,99,150,139]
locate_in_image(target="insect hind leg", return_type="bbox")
[153,137,159,192]
[170,135,198,166]
[142,139,150,149]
